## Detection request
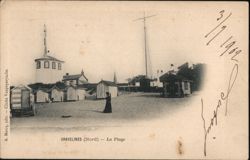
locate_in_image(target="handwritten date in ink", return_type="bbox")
[205,10,242,62]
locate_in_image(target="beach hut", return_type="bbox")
[76,88,86,100]
[35,88,49,103]
[65,85,77,101]
[96,80,118,99]
[50,86,64,102]
[159,73,192,97]
[10,85,35,116]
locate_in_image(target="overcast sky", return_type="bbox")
[1,1,246,85]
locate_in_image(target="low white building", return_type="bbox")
[35,88,49,103]
[96,80,118,99]
[50,86,64,102]
[62,70,88,86]
[76,88,86,100]
[159,73,192,97]
[65,86,77,101]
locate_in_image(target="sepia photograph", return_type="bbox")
[0,1,248,159]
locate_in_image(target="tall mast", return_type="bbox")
[44,24,47,56]
[134,12,156,78]
[113,72,117,84]
[143,12,148,77]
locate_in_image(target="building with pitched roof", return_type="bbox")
[34,88,50,103]
[50,86,64,102]
[96,80,118,99]
[62,70,88,86]
[76,87,86,101]
[128,75,154,92]
[65,85,77,101]
[159,72,192,97]
[10,85,35,116]
[28,82,66,103]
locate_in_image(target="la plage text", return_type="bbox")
[61,136,126,142]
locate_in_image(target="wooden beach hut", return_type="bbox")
[159,73,192,97]
[76,88,86,100]
[10,85,35,116]
[96,80,118,99]
[35,88,49,103]
[65,85,77,101]
[50,86,64,102]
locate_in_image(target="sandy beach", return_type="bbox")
[10,92,196,133]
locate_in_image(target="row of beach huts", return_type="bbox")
[10,80,118,116]
[10,83,86,115]
[11,81,118,104]
[28,83,86,103]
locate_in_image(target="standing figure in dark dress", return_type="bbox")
[103,92,112,113]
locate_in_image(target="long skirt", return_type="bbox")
[103,102,112,113]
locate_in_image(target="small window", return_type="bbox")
[52,62,56,69]
[58,63,61,70]
[36,61,41,69]
[44,61,49,68]
[184,82,188,90]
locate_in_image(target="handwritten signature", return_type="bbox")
[201,63,238,156]
[201,10,242,156]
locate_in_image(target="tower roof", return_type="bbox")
[34,54,64,62]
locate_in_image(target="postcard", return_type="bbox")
[0,1,248,159]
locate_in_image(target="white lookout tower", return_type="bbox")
[35,25,64,84]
